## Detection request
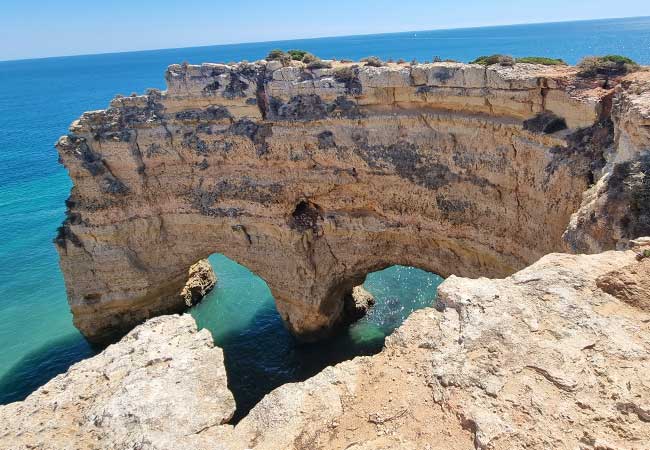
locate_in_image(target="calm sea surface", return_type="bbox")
[1,16,649,413]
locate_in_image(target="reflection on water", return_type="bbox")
[191,254,443,422]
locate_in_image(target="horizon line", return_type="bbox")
[1,14,648,64]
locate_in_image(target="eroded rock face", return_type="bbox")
[0,315,235,450]
[7,243,649,449]
[54,59,649,343]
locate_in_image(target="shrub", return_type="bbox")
[306,59,332,70]
[411,58,418,65]
[577,55,640,78]
[340,58,353,63]
[433,56,442,62]
[333,66,356,82]
[288,49,308,61]
[387,58,395,63]
[471,54,515,66]
[397,58,406,64]
[361,56,385,67]
[301,53,319,64]
[266,49,287,61]
[516,56,566,66]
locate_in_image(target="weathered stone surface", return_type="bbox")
[344,285,376,322]
[225,240,650,450]
[7,243,648,449]
[54,59,649,343]
[0,315,235,450]
[180,258,217,306]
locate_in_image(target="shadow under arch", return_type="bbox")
[190,253,444,423]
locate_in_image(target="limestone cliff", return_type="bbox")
[4,241,649,449]
[54,59,649,343]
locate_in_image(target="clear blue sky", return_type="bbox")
[2,0,650,60]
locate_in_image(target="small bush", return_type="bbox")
[333,66,356,82]
[411,58,418,65]
[306,59,332,70]
[267,49,287,61]
[433,56,442,62]
[387,58,395,63]
[340,58,353,63]
[471,54,515,66]
[397,58,406,64]
[288,49,308,61]
[361,56,385,67]
[516,56,566,66]
[301,53,319,64]
[577,55,640,78]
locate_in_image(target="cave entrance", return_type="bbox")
[190,254,444,423]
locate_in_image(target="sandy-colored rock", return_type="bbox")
[0,315,235,450]
[180,258,217,306]
[224,241,650,450]
[7,243,648,449]
[344,285,376,321]
[54,59,649,344]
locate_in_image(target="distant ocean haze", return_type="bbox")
[0,15,649,406]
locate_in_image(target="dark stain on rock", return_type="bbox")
[317,131,336,149]
[223,75,249,99]
[289,200,323,233]
[524,112,568,134]
[175,106,232,122]
[608,153,650,238]
[229,119,273,156]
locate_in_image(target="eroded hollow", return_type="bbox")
[190,253,444,423]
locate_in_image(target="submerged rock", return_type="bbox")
[180,259,217,306]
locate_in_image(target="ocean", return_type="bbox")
[0,16,649,416]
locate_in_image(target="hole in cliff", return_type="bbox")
[190,254,443,423]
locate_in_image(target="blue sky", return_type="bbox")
[2,0,650,60]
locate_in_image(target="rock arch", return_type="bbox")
[55,60,649,344]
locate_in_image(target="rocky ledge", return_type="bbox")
[3,240,649,449]
[54,58,650,344]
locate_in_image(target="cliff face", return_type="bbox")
[4,242,649,450]
[54,59,649,343]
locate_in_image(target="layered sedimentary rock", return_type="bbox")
[4,242,649,449]
[54,59,649,343]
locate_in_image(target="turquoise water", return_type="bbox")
[1,16,649,407]
[192,255,442,421]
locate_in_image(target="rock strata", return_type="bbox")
[54,59,650,343]
[4,242,649,449]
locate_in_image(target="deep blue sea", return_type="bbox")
[1,16,649,415]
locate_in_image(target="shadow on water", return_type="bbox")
[192,254,444,423]
[0,332,95,405]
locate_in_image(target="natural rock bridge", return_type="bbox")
[55,60,650,344]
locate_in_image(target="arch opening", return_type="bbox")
[190,253,444,423]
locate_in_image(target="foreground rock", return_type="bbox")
[4,242,649,449]
[0,315,235,450]
[54,59,650,343]
[226,239,650,450]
